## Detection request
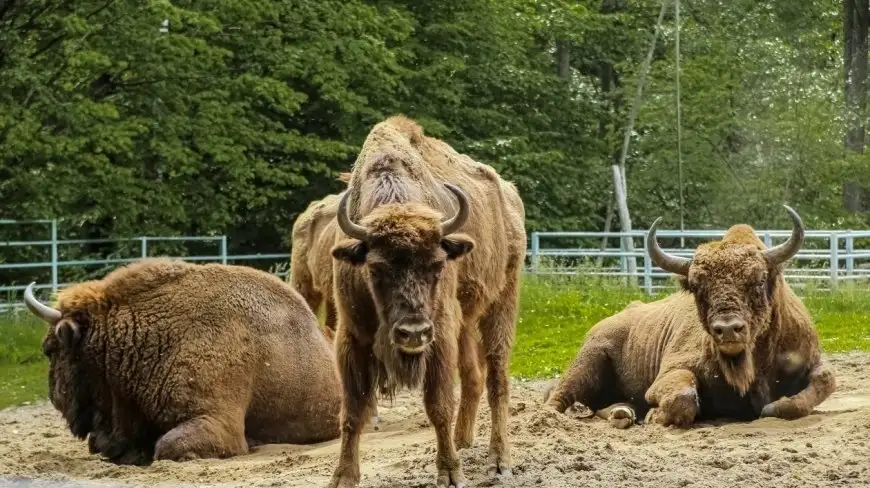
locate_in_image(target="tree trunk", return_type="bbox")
[556,41,571,79]
[843,0,869,212]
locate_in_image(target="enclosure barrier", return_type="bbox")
[3,220,870,311]
[528,228,870,294]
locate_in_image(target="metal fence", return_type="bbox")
[0,220,289,311]
[3,220,870,312]
[529,228,870,294]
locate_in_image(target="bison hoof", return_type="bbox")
[761,397,806,420]
[328,476,359,488]
[608,406,636,429]
[437,467,468,488]
[487,451,513,479]
[329,476,359,488]
[487,464,513,478]
[647,388,699,427]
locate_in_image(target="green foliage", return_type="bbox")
[1,0,868,285]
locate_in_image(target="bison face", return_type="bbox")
[646,206,805,358]
[683,246,772,356]
[332,184,474,356]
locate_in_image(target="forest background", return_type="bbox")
[1,0,868,266]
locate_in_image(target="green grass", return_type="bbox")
[2,276,868,409]
[0,312,49,409]
[510,276,870,378]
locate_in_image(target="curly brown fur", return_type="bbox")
[289,192,344,331]
[328,115,526,488]
[547,223,835,428]
[39,258,342,465]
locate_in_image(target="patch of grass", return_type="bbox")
[1,276,868,409]
[0,311,49,409]
[510,276,870,379]
[510,275,660,379]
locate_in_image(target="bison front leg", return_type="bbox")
[424,338,466,488]
[761,360,836,420]
[645,369,700,428]
[154,411,247,461]
[329,338,377,488]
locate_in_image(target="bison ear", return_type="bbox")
[55,319,83,350]
[332,239,369,265]
[677,276,691,291]
[442,233,475,260]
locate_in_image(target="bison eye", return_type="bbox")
[429,261,445,273]
[42,339,57,357]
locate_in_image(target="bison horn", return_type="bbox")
[336,191,369,241]
[647,217,692,276]
[440,183,470,236]
[762,205,804,266]
[23,282,62,324]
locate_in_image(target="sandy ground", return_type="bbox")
[0,353,868,488]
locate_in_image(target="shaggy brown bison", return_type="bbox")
[327,116,526,488]
[290,192,343,331]
[23,258,342,465]
[288,172,352,332]
[546,206,836,428]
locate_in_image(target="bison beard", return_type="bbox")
[373,321,429,393]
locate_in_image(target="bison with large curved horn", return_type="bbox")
[546,206,835,428]
[327,115,526,488]
[23,259,342,465]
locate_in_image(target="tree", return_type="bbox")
[843,0,869,211]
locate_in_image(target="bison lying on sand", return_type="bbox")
[23,258,342,465]
[546,207,836,427]
[328,116,526,488]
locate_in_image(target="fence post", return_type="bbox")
[619,235,626,281]
[829,233,839,291]
[643,232,652,295]
[763,232,772,249]
[530,232,540,273]
[845,232,854,277]
[50,219,58,295]
[140,237,148,258]
[220,236,228,265]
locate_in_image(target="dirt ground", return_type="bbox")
[0,353,868,488]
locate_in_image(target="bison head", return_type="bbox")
[331,183,474,356]
[646,206,804,358]
[24,283,97,439]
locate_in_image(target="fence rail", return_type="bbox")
[529,228,870,294]
[3,220,870,312]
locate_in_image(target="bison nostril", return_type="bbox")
[395,322,432,345]
[732,324,745,334]
[712,325,724,335]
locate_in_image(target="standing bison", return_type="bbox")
[23,258,342,465]
[289,191,343,332]
[546,207,836,427]
[328,116,526,488]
